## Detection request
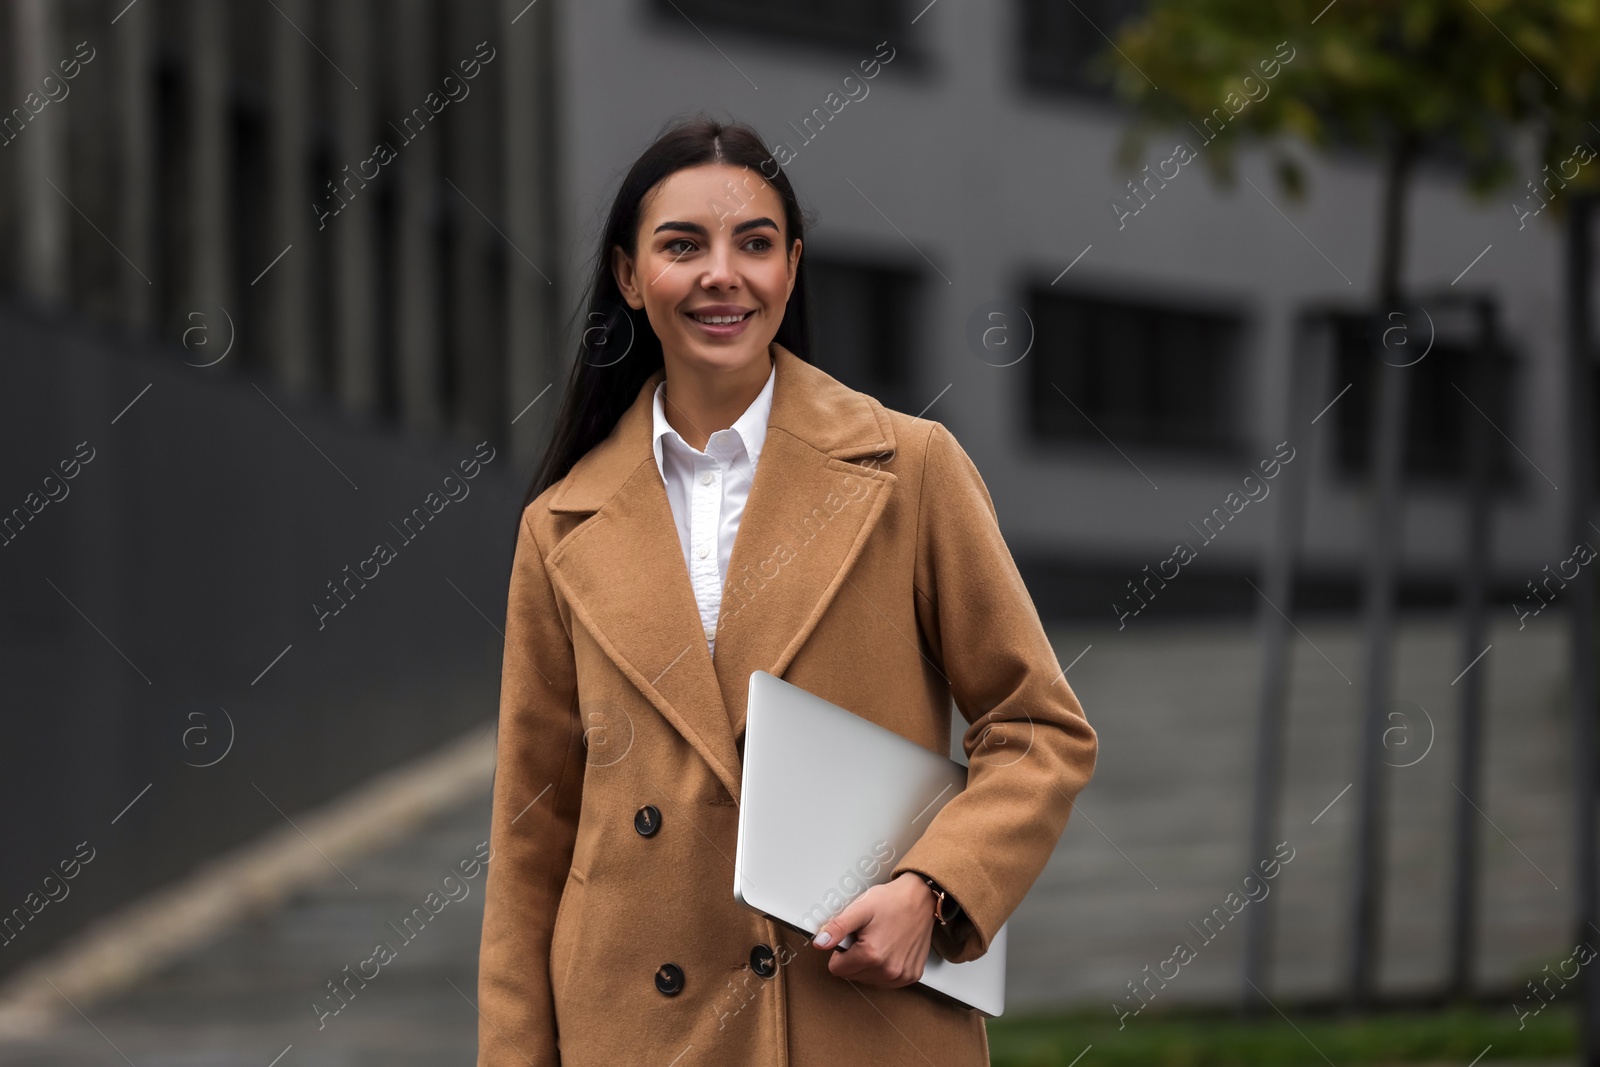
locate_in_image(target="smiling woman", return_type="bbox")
[609,163,800,399]
[476,116,1097,1067]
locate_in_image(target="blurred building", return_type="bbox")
[0,0,561,982]
[0,0,1585,621]
[583,0,1582,622]
[0,0,562,469]
[0,0,1589,1025]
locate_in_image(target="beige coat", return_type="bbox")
[477,342,1098,1066]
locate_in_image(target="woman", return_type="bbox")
[476,116,1097,1067]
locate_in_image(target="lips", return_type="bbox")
[686,308,755,324]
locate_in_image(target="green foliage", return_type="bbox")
[1511,0,1600,213]
[1102,0,1600,210]
[987,1002,1574,1067]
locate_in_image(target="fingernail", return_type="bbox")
[813,931,832,947]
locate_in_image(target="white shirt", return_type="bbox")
[651,357,776,657]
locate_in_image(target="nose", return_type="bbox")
[699,240,739,290]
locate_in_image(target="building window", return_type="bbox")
[1327,312,1518,486]
[649,0,905,54]
[1027,286,1246,454]
[804,255,919,417]
[1019,0,1146,99]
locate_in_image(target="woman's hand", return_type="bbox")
[811,872,936,987]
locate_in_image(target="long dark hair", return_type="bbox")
[522,115,815,511]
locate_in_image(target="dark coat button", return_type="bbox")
[751,943,777,978]
[655,962,684,996]
[634,805,661,837]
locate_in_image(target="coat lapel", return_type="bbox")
[543,343,898,803]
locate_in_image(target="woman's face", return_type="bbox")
[612,162,801,376]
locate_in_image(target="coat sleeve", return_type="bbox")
[477,506,585,1066]
[889,421,1099,965]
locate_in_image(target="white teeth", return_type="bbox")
[691,311,750,324]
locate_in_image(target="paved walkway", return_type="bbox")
[1015,610,1571,1014]
[0,612,1576,1062]
[0,798,494,1066]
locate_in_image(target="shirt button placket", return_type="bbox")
[693,458,720,651]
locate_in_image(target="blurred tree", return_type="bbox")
[1517,2,1600,204]
[1107,0,1563,306]
[1099,0,1600,1026]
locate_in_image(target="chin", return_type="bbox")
[685,338,771,369]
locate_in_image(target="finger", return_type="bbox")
[827,936,883,979]
[813,888,877,949]
[829,943,911,985]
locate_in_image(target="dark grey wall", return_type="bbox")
[0,298,520,977]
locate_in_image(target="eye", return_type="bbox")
[744,236,773,252]
[664,238,697,255]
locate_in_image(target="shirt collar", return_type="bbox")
[652,355,776,481]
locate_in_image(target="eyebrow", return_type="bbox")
[652,216,780,238]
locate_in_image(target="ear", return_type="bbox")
[612,245,645,310]
[785,237,802,301]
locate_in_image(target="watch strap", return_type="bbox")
[922,876,961,925]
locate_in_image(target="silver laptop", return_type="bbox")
[733,670,1008,1016]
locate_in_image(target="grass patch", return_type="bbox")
[986,1002,1574,1066]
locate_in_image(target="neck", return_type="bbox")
[659,347,773,452]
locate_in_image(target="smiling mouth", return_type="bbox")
[687,310,755,325]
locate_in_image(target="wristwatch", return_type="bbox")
[922,876,961,926]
